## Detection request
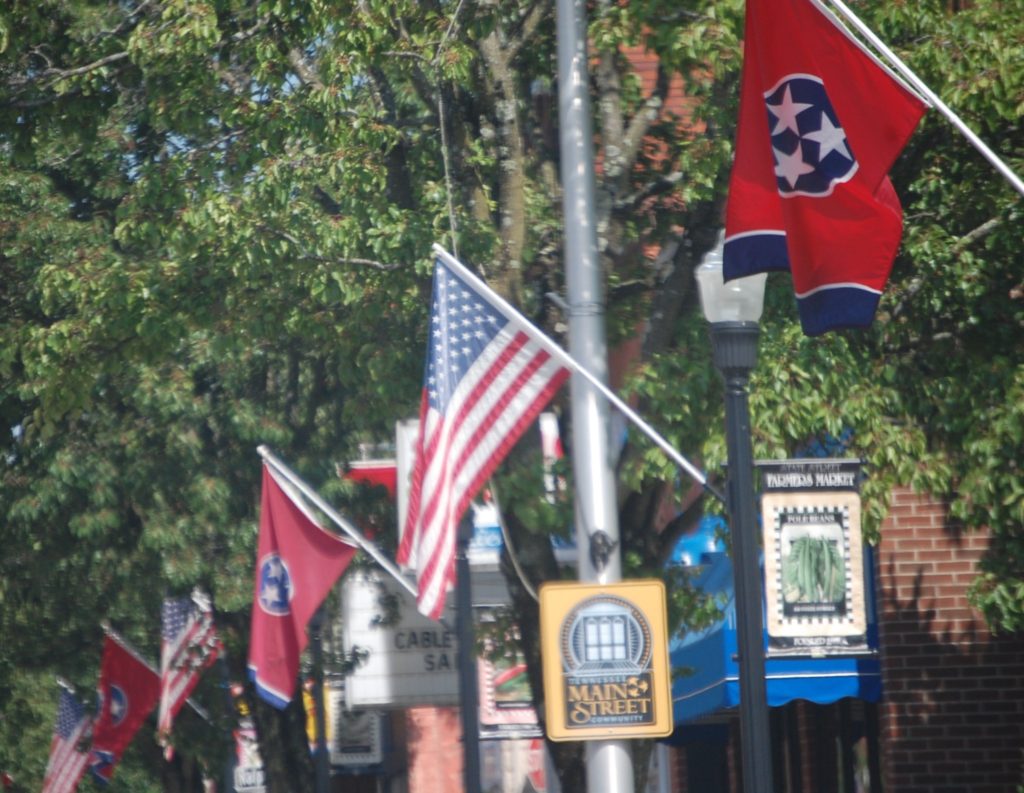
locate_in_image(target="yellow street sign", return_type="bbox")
[539,579,674,741]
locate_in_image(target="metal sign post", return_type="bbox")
[555,0,634,791]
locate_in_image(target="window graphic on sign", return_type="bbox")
[560,597,654,728]
[778,508,848,618]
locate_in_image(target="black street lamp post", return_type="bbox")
[696,237,774,793]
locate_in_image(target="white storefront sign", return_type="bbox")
[342,569,460,708]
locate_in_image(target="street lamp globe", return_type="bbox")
[694,235,767,324]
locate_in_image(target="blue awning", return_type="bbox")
[670,548,881,724]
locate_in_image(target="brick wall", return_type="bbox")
[405,488,1024,793]
[670,739,689,791]
[405,707,463,793]
[876,487,1024,792]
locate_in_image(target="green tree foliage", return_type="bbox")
[1,0,1021,790]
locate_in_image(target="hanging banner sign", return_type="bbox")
[303,677,385,767]
[478,642,543,741]
[326,678,384,767]
[760,459,870,657]
[539,580,673,741]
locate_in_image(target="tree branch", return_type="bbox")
[287,48,325,91]
[951,216,1002,256]
[84,0,160,45]
[890,215,1005,320]
[641,206,724,359]
[477,25,529,296]
[613,171,684,214]
[12,50,131,94]
[596,47,626,181]
[256,225,402,271]
[617,64,671,191]
[506,3,549,60]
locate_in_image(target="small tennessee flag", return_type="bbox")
[89,635,160,784]
[724,0,926,335]
[247,464,357,708]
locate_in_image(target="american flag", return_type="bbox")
[157,593,222,747]
[41,688,90,793]
[396,255,569,619]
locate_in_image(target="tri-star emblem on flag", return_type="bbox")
[89,635,160,784]
[248,464,357,707]
[765,75,857,196]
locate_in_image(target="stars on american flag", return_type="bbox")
[54,689,86,740]
[158,592,221,753]
[426,268,503,410]
[41,689,91,793]
[397,252,570,619]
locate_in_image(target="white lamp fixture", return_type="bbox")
[694,234,767,324]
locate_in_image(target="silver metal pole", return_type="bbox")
[556,1,634,792]
[655,744,672,793]
[819,0,1024,198]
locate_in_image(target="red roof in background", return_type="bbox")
[344,460,397,499]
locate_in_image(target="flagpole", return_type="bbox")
[432,244,726,506]
[256,445,419,601]
[556,1,633,793]
[101,622,210,721]
[56,677,77,694]
[819,0,1024,198]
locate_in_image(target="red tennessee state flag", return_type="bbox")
[723,0,926,335]
[89,635,160,784]
[248,465,356,708]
